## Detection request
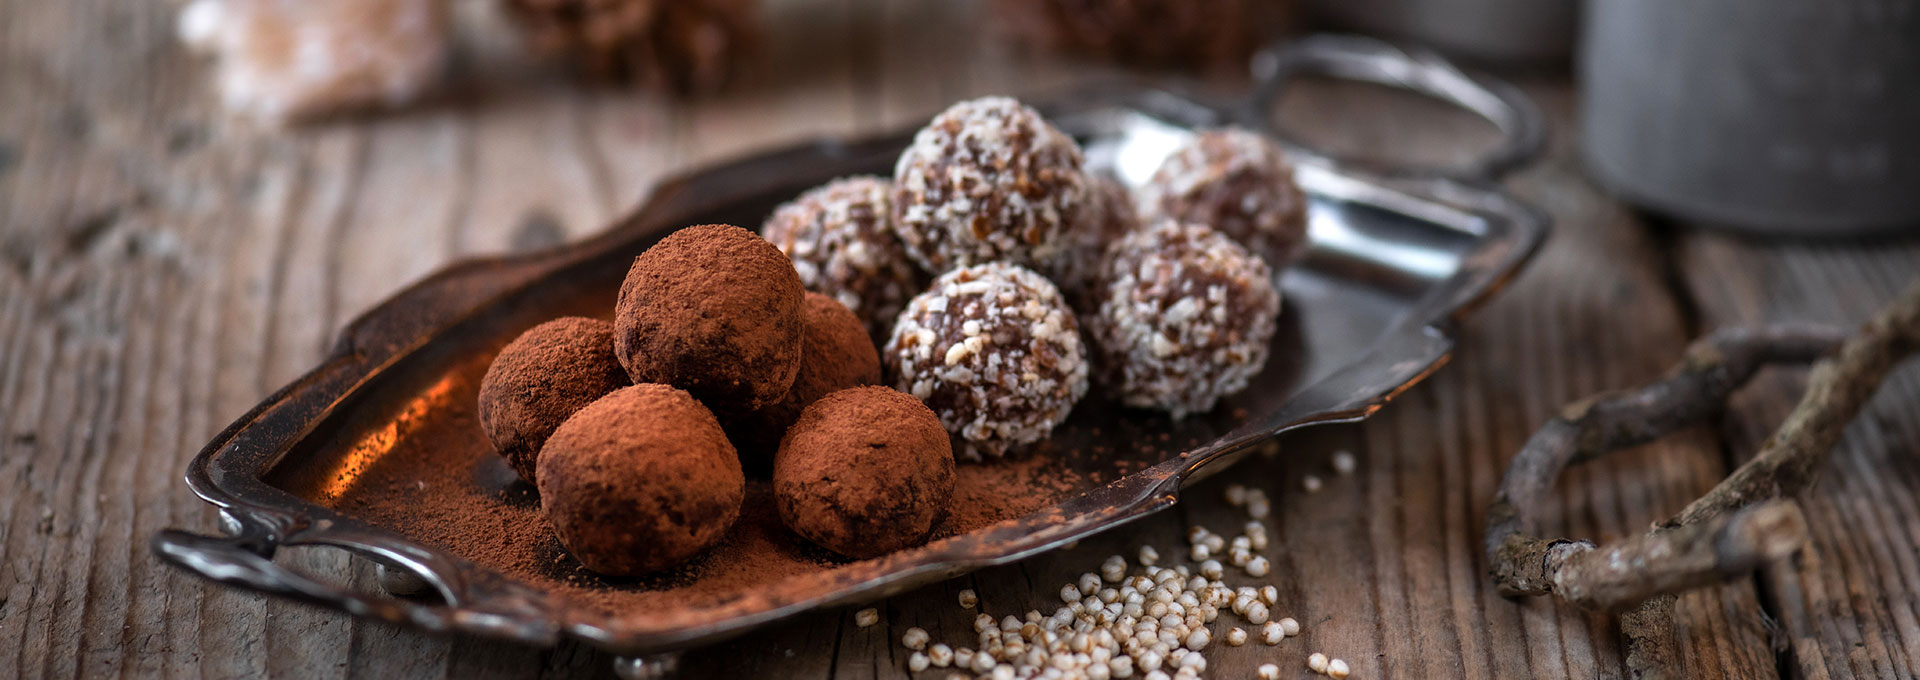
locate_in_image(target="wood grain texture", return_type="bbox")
[1,0,1916,678]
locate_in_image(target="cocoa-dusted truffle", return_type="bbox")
[1046,172,1139,307]
[477,317,628,485]
[537,384,745,576]
[774,386,954,558]
[1089,221,1281,418]
[1137,128,1310,264]
[892,96,1090,274]
[615,224,804,416]
[761,176,922,340]
[727,293,882,472]
[885,262,1090,460]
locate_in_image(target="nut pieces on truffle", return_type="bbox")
[1089,221,1281,418]
[1138,127,1310,265]
[885,262,1090,460]
[892,96,1091,274]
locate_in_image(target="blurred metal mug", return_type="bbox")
[1581,0,1920,236]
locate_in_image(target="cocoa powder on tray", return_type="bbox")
[325,411,1113,621]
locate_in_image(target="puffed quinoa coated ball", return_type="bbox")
[885,262,1090,460]
[1138,128,1310,265]
[892,97,1090,274]
[1088,221,1281,418]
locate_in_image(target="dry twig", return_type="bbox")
[1486,277,1920,672]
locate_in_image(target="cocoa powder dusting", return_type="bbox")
[322,377,1119,624]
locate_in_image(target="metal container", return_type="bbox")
[1308,0,1578,63]
[1581,0,1920,236]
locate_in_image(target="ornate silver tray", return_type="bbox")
[153,37,1547,675]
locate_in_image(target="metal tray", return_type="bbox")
[153,36,1548,674]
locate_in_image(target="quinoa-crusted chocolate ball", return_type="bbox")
[1089,221,1281,418]
[892,96,1090,274]
[727,292,882,473]
[1138,128,1310,264]
[774,386,954,559]
[477,317,628,485]
[1046,172,1139,308]
[538,384,745,576]
[615,224,805,416]
[762,176,922,341]
[885,262,1090,460]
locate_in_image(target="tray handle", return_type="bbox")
[151,512,565,646]
[1243,34,1547,181]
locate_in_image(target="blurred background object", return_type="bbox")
[989,0,1297,71]
[1305,0,1576,64]
[503,0,761,94]
[175,0,453,122]
[1581,0,1920,236]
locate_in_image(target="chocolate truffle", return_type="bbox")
[761,175,922,340]
[477,316,628,485]
[728,292,882,472]
[614,223,805,416]
[1088,221,1281,418]
[885,262,1090,460]
[774,386,954,558]
[1046,172,1139,308]
[892,96,1090,274]
[537,384,745,576]
[1137,128,1310,264]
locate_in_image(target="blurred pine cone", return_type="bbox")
[992,0,1293,70]
[503,0,759,93]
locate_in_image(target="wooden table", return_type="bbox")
[4,1,1917,678]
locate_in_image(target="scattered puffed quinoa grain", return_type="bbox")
[1111,656,1134,678]
[908,651,930,672]
[1279,617,1301,636]
[1225,484,1247,506]
[1332,449,1357,475]
[1245,601,1270,624]
[1139,545,1160,566]
[1145,671,1171,680]
[1103,555,1128,582]
[1183,627,1210,650]
[1261,621,1285,644]
[1260,585,1279,605]
[1189,543,1211,562]
[929,643,953,666]
[992,664,1015,680]
[959,589,979,609]
[1246,555,1271,577]
[856,608,879,627]
[1247,497,1271,519]
[954,647,974,669]
[1226,627,1247,646]
[1302,474,1323,493]
[1258,663,1282,680]
[1062,583,1083,603]
[904,627,931,650]
[1329,658,1351,678]
[1308,652,1330,673]
[1199,559,1223,580]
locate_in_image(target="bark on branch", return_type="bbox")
[1487,276,1920,615]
